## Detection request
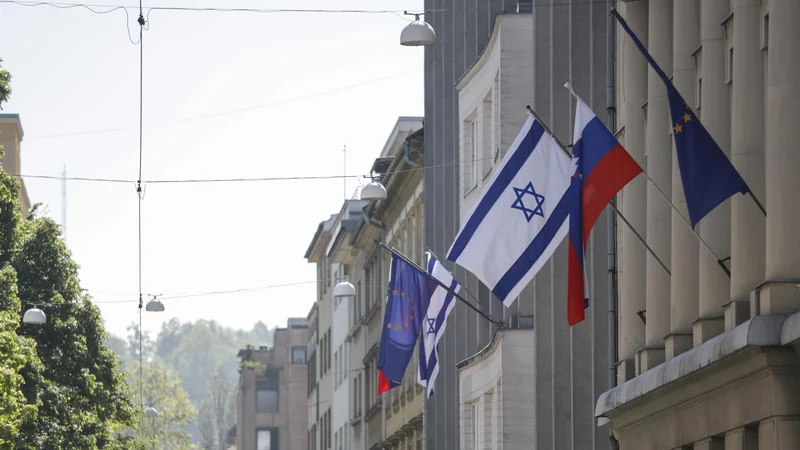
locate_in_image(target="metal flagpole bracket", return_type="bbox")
[524,104,673,277]
[375,241,505,327]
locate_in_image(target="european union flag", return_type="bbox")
[376,249,437,394]
[612,9,750,228]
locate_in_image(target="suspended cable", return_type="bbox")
[21,278,393,306]
[0,0,612,15]
[7,154,497,185]
[135,0,145,410]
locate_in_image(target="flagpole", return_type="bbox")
[375,241,506,327]
[557,86,734,278]
[424,246,506,308]
[608,7,767,221]
[524,104,672,277]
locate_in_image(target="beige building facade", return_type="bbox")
[601,1,800,448]
[236,318,309,450]
[305,117,425,450]
[372,126,425,450]
[0,113,32,215]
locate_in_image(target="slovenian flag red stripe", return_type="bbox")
[568,96,643,325]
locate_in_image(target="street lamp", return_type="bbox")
[145,296,165,312]
[333,278,356,298]
[360,180,387,201]
[144,407,158,450]
[400,12,436,46]
[22,307,46,325]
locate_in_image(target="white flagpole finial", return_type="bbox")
[564,82,579,99]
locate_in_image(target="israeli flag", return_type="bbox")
[417,252,460,397]
[446,115,572,306]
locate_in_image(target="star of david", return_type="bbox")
[425,317,436,335]
[510,181,546,222]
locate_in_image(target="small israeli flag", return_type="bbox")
[446,115,572,306]
[417,252,459,397]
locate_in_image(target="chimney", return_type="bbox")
[517,0,532,13]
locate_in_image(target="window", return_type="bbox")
[292,346,307,365]
[365,363,373,408]
[334,349,339,386]
[481,92,493,179]
[257,429,277,450]
[327,410,332,449]
[462,118,479,194]
[471,403,479,450]
[256,369,280,413]
[692,45,703,112]
[727,47,734,86]
[257,389,278,413]
[327,331,332,372]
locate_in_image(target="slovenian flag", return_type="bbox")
[568,95,642,325]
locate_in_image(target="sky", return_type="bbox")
[0,0,424,338]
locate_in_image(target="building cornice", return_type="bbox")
[596,312,800,419]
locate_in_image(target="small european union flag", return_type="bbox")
[376,249,436,394]
[666,85,749,228]
[612,9,750,228]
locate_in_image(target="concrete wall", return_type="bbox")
[423,0,614,448]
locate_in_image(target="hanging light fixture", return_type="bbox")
[400,12,436,46]
[145,298,165,312]
[144,406,159,418]
[22,307,46,325]
[360,180,387,201]
[333,279,356,298]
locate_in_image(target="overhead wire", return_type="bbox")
[0,0,613,16]
[6,154,498,185]
[21,278,395,306]
[135,0,145,409]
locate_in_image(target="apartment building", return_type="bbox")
[0,113,32,215]
[306,200,368,450]
[597,1,800,449]
[368,125,425,450]
[422,0,615,448]
[305,117,425,450]
[236,318,309,450]
[346,117,424,450]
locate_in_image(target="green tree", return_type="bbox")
[0,57,139,449]
[196,366,235,450]
[125,362,196,450]
[0,58,10,109]
[12,216,139,449]
[0,265,41,448]
[127,323,155,364]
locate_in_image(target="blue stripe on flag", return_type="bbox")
[424,278,457,372]
[491,186,571,301]
[448,120,546,262]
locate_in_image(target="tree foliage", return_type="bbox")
[11,215,139,449]
[0,58,10,109]
[0,265,41,448]
[124,362,196,450]
[196,367,235,450]
[0,61,139,447]
[110,319,273,443]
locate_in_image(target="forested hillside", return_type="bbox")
[106,319,275,446]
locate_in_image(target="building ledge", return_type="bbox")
[364,399,383,421]
[596,312,800,419]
